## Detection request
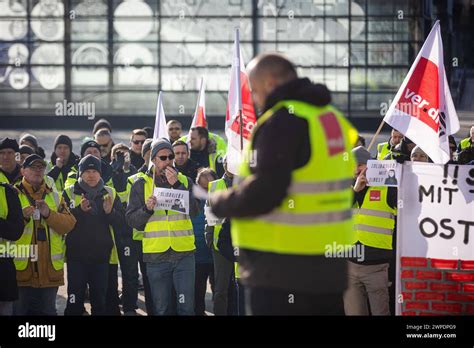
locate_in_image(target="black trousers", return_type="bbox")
[246,287,345,315]
[194,263,214,316]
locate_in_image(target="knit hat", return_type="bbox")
[0,137,19,152]
[81,140,101,157]
[19,145,35,156]
[79,154,102,176]
[93,118,112,135]
[19,133,38,149]
[22,154,46,168]
[142,138,153,157]
[352,146,371,165]
[150,138,173,161]
[54,134,73,151]
[411,145,428,158]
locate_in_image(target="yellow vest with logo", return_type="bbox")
[142,172,195,253]
[352,186,396,250]
[14,186,65,271]
[207,178,227,251]
[64,185,119,264]
[127,172,147,241]
[232,100,357,255]
[377,142,391,160]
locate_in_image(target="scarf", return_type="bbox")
[78,177,105,215]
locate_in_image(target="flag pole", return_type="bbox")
[239,109,243,151]
[367,120,385,152]
[235,27,243,151]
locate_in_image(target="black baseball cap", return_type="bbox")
[22,154,47,168]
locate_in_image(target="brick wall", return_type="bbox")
[400,257,474,315]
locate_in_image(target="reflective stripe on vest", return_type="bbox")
[142,172,195,253]
[377,142,390,160]
[65,185,119,264]
[352,186,396,250]
[14,187,65,271]
[232,100,357,255]
[207,178,227,251]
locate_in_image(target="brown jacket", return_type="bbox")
[16,178,76,288]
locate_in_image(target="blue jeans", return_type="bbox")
[65,261,109,316]
[14,287,58,316]
[147,254,195,316]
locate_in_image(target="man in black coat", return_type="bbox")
[0,183,24,315]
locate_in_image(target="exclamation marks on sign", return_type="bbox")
[442,164,449,184]
[467,167,474,194]
[442,164,459,185]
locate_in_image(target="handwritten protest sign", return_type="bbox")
[396,163,474,316]
[153,187,189,214]
[366,160,401,187]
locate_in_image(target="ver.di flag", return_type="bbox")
[225,28,257,175]
[383,20,459,164]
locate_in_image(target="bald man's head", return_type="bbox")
[247,53,298,112]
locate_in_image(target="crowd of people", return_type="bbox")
[0,118,239,316]
[1,53,473,316]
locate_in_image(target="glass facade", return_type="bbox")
[0,0,424,118]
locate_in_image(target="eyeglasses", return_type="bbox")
[158,154,175,161]
[169,127,181,131]
[132,140,145,145]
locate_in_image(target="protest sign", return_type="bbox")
[396,163,474,316]
[153,187,189,214]
[366,160,401,187]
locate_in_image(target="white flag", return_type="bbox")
[153,91,168,140]
[149,91,168,169]
[225,28,257,175]
[383,20,460,164]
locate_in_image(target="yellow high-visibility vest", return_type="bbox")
[14,186,65,271]
[142,172,195,253]
[377,142,391,160]
[232,100,357,255]
[64,185,119,265]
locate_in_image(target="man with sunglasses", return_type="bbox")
[126,138,199,315]
[129,129,148,170]
[95,128,115,163]
[167,120,183,143]
[13,154,76,315]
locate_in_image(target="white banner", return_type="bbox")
[153,187,189,214]
[398,163,474,260]
[366,160,401,187]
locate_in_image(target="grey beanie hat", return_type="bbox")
[150,138,173,160]
[352,146,371,165]
[142,138,153,157]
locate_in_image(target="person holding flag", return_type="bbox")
[209,53,358,315]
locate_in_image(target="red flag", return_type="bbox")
[383,21,459,164]
[191,77,207,129]
[225,28,257,174]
